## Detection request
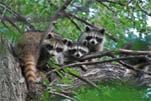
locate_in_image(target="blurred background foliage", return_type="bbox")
[1,0,151,49]
[1,0,151,100]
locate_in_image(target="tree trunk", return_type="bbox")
[0,36,27,101]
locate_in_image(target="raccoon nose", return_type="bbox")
[75,53,80,58]
[50,54,54,56]
[91,41,95,45]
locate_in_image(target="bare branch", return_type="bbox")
[98,1,115,12]
[108,54,134,70]
[137,3,151,16]
[96,0,125,6]
[64,12,118,42]
[66,15,82,31]
[80,51,112,61]
[0,2,35,30]
[4,16,22,33]
[81,49,151,61]
[46,0,72,35]
[67,71,100,90]
[46,56,149,75]
[119,49,151,55]
[49,91,75,101]
[0,15,50,23]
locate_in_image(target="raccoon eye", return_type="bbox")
[80,49,88,54]
[56,47,63,52]
[69,49,76,53]
[86,36,92,40]
[46,45,53,50]
[96,37,102,42]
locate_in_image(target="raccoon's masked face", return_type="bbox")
[68,43,89,59]
[84,26,105,46]
[45,43,64,56]
[43,34,65,56]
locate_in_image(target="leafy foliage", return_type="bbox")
[41,82,151,101]
[74,83,151,101]
[1,0,151,100]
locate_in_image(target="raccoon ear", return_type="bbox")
[46,33,52,39]
[83,40,87,46]
[85,26,91,32]
[63,39,73,47]
[99,29,105,34]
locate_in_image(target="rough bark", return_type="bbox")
[50,64,151,93]
[0,36,27,101]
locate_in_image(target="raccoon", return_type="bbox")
[38,32,73,70]
[15,30,44,90]
[79,26,105,53]
[64,42,89,71]
[41,32,73,65]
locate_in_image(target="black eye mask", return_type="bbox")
[96,37,103,42]
[86,36,92,40]
[69,49,77,53]
[79,49,88,54]
[46,44,53,50]
[56,47,63,53]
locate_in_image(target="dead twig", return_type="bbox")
[81,49,151,61]
[49,91,75,101]
[96,0,125,6]
[119,49,151,55]
[80,51,112,61]
[5,16,22,33]
[67,71,100,90]
[64,12,118,42]
[46,65,99,90]
[0,2,35,30]
[98,1,115,13]
[66,15,82,31]
[108,54,134,70]
[137,2,151,16]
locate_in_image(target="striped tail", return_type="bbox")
[24,55,36,88]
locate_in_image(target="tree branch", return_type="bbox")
[119,49,151,55]
[98,1,115,12]
[66,15,82,31]
[4,16,22,33]
[96,0,125,6]
[64,12,118,42]
[67,71,100,90]
[0,2,35,30]
[137,2,151,16]
[47,55,149,76]
[46,0,72,35]
[49,91,75,101]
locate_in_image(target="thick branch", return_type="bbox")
[81,49,151,61]
[119,49,151,55]
[47,56,149,76]
[46,0,72,35]
[67,71,100,90]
